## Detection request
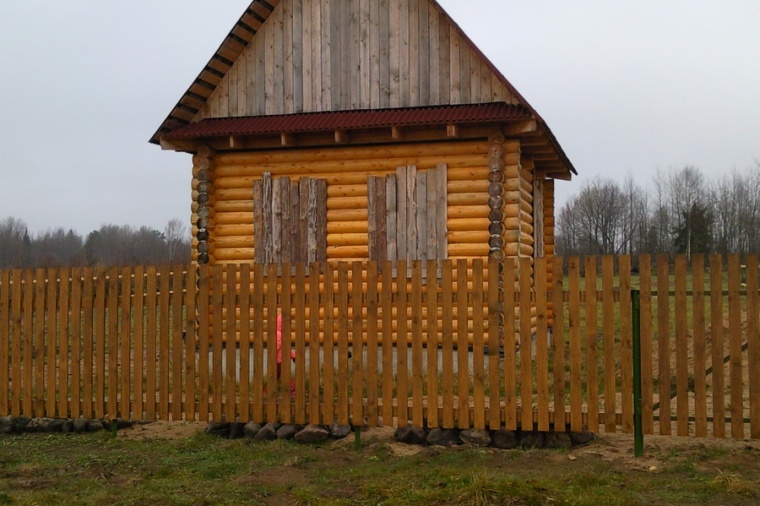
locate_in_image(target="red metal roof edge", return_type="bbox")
[163,103,531,140]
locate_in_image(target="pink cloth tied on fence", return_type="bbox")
[276,313,297,364]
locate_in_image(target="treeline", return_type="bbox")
[0,218,191,269]
[556,162,760,258]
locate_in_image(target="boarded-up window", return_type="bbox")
[253,173,327,264]
[368,164,448,263]
[533,177,544,258]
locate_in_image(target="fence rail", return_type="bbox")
[0,255,758,439]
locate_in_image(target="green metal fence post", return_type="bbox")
[632,289,644,457]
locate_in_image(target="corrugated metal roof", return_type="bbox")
[163,103,531,140]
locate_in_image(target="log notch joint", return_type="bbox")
[194,145,216,265]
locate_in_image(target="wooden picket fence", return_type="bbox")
[0,255,758,439]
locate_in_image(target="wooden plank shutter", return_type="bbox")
[253,173,327,264]
[368,164,448,265]
[533,177,545,258]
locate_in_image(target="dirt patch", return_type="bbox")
[117,420,207,440]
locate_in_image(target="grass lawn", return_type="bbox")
[1,423,759,505]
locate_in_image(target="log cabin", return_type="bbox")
[150,0,576,343]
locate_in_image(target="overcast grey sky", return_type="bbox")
[1,1,759,236]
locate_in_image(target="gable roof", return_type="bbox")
[150,0,575,176]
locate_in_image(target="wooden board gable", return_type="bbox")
[195,0,518,122]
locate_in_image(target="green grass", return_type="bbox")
[1,430,759,505]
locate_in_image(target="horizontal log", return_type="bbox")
[326,233,368,247]
[215,200,252,213]
[326,208,368,222]
[326,245,369,258]
[214,224,254,237]
[448,180,489,193]
[448,231,490,244]
[213,248,255,261]
[448,243,489,257]
[214,212,253,225]
[213,154,488,178]
[447,206,489,219]
[326,196,368,210]
[447,217,490,231]
[214,140,490,165]
[447,193,488,206]
[326,221,368,234]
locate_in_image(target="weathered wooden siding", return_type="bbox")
[195,0,517,121]
[190,139,524,265]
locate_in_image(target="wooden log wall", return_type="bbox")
[193,139,520,264]
[195,0,518,121]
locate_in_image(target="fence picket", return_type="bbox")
[185,267,197,421]
[225,264,237,424]
[619,256,633,433]
[709,256,725,437]
[34,269,46,417]
[503,258,517,430]
[397,260,409,426]
[602,256,616,433]
[198,265,211,422]
[674,256,689,436]
[308,262,321,424]
[121,267,133,420]
[280,264,293,424]
[457,259,470,429]
[171,267,184,421]
[381,261,394,425]
[159,265,171,421]
[294,263,306,424]
[728,255,744,438]
[411,261,424,428]
[337,263,350,426]
[11,270,23,417]
[692,255,707,437]
[747,256,760,439]
[211,264,224,422]
[324,266,335,425]
[108,267,120,421]
[535,257,549,432]
[46,268,58,417]
[58,268,70,418]
[353,262,366,427]
[0,270,9,416]
[656,255,671,435]
[568,257,582,432]
[145,266,157,420]
[252,264,265,422]
[367,261,379,427]
[94,269,106,420]
[519,257,532,430]
[266,263,278,423]
[441,260,455,428]
[584,256,598,433]
[638,255,654,434]
[488,258,501,430]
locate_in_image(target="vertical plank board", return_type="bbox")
[317,180,329,262]
[727,255,744,438]
[368,176,378,260]
[568,257,583,432]
[253,180,264,263]
[301,0,313,111]
[459,31,471,102]
[11,270,23,417]
[274,3,286,114]
[184,267,197,421]
[472,259,486,430]
[746,256,760,439]
[299,177,310,263]
[359,0,370,106]
[378,0,390,108]
[266,263,278,422]
[308,262,321,424]
[337,263,350,425]
[656,255,671,435]
[389,0,400,107]
[416,171,428,263]
[294,263,306,424]
[692,255,708,437]
[33,269,45,417]
[503,258,517,430]
[396,167,407,262]
[436,164,448,259]
[619,256,633,433]
[291,180,301,263]
[386,174,398,262]
[46,268,58,417]
[397,260,409,426]
[535,257,549,432]
[0,270,8,415]
[197,265,210,422]
[417,0,430,105]
[159,265,171,421]
[408,0,420,105]
[398,0,410,106]
[428,2,440,104]
[366,261,379,426]
[438,10,450,103]
[381,260,394,424]
[602,256,616,433]
[584,257,599,433]
[411,261,424,428]
[107,267,119,421]
[211,264,224,422]
[280,178,292,266]
[262,173,274,263]
[552,257,565,428]
[457,259,470,428]
[329,0,342,110]
[519,257,533,430]
[94,269,106,420]
[323,265,335,425]
[22,270,33,417]
[709,255,725,437]
[674,256,689,436]
[292,0,304,112]
[280,265,293,424]
[272,176,283,262]
[376,178,387,263]
[352,262,365,426]
[426,169,438,260]
[449,25,460,103]
[225,264,237,423]
[441,260,455,428]
[406,165,418,265]
[427,258,440,428]
[121,267,133,420]
[311,0,323,110]
[265,6,276,115]
[638,255,654,434]
[131,266,145,420]
[488,258,501,430]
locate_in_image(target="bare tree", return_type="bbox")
[164,218,190,264]
[0,217,30,268]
